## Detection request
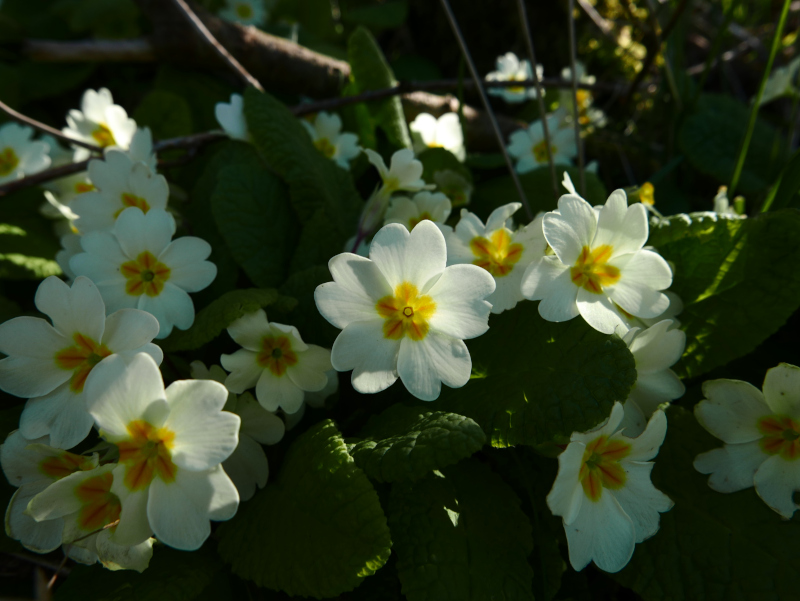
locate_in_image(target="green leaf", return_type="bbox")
[762,148,800,212]
[64,0,141,38]
[435,301,636,448]
[349,404,486,483]
[211,165,300,288]
[648,209,800,378]
[17,62,95,103]
[133,90,194,140]
[388,459,534,601]
[54,543,224,601]
[343,1,408,32]
[278,265,341,348]
[417,147,472,184]
[217,420,392,598]
[159,288,295,352]
[612,406,800,601]
[678,94,786,195]
[0,221,61,280]
[347,26,412,149]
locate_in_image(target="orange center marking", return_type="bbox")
[0,147,20,176]
[54,332,112,392]
[376,282,436,341]
[74,182,95,194]
[579,435,631,502]
[570,245,620,294]
[117,420,177,491]
[408,211,433,230]
[39,451,95,480]
[75,471,121,531]
[470,228,523,278]
[120,251,171,297]
[758,415,800,460]
[91,124,116,147]
[314,137,336,159]
[256,335,298,377]
[532,140,556,164]
[116,192,151,217]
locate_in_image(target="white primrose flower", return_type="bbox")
[26,463,155,572]
[71,150,169,234]
[220,309,332,415]
[486,52,544,103]
[694,363,800,519]
[219,0,267,26]
[559,63,607,129]
[520,190,673,334]
[365,148,435,195]
[56,233,84,282]
[0,276,162,449]
[84,353,240,551]
[712,185,745,219]
[616,320,686,437]
[70,207,217,339]
[126,127,158,172]
[409,113,466,161]
[446,203,546,314]
[507,112,577,174]
[215,93,250,142]
[547,402,673,573]
[63,88,137,160]
[314,220,495,401]
[383,191,452,231]
[305,369,339,408]
[40,135,92,219]
[0,122,50,184]
[301,111,361,170]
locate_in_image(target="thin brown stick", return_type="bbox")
[46,553,70,590]
[169,0,264,91]
[24,38,156,62]
[0,99,102,153]
[568,0,586,196]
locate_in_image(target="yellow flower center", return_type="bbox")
[74,182,95,194]
[579,435,631,502]
[408,211,433,230]
[54,333,113,392]
[576,89,592,111]
[470,228,523,277]
[314,137,336,159]
[75,471,121,531]
[117,420,177,491]
[376,282,436,341]
[256,335,298,377]
[508,72,527,94]
[121,251,171,297]
[0,147,20,176]
[532,140,556,164]
[114,192,151,218]
[570,245,621,294]
[639,182,655,206]
[91,123,116,148]
[38,450,95,479]
[758,415,800,460]
[236,2,254,18]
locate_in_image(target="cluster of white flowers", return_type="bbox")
[486,52,544,104]
[0,122,51,184]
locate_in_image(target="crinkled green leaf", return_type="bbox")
[349,404,486,483]
[612,406,800,600]
[133,89,193,140]
[217,419,392,598]
[388,459,534,601]
[211,164,300,288]
[159,288,295,352]
[436,301,636,447]
[648,209,800,378]
[347,26,412,149]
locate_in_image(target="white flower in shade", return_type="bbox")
[2,430,97,553]
[507,112,577,174]
[446,203,546,314]
[365,148,435,195]
[559,63,607,128]
[0,123,50,184]
[40,136,92,219]
[547,403,673,573]
[126,127,158,172]
[520,190,673,334]
[616,290,683,331]
[0,276,162,449]
[70,208,217,339]
[215,93,250,142]
[305,369,339,408]
[220,310,332,415]
[71,150,169,234]
[219,0,267,26]
[616,320,686,437]
[384,191,452,231]
[56,233,83,282]
[26,463,155,572]
[433,169,473,208]
[301,111,361,170]
[694,363,800,519]
[63,88,137,161]
[486,52,544,103]
[409,113,466,161]
[84,353,240,551]
[314,220,495,401]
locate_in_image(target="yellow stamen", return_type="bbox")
[91,124,116,148]
[74,182,95,194]
[256,335,298,377]
[314,137,336,159]
[236,2,254,18]
[758,415,800,460]
[54,333,112,392]
[0,147,20,176]
[470,228,523,277]
[570,245,620,294]
[532,140,557,164]
[408,211,433,230]
[117,420,177,490]
[115,192,151,217]
[120,251,171,297]
[579,435,631,502]
[376,282,436,341]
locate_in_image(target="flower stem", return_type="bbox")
[567,0,586,197]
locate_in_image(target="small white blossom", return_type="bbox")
[433,169,473,207]
[486,52,543,103]
[365,148,434,195]
[383,191,452,231]
[315,220,495,401]
[559,63,607,128]
[63,88,137,161]
[446,203,546,314]
[215,93,250,142]
[547,403,673,573]
[219,0,267,26]
[694,363,800,518]
[507,112,577,174]
[301,111,361,170]
[712,186,745,219]
[409,113,465,161]
[0,123,50,184]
